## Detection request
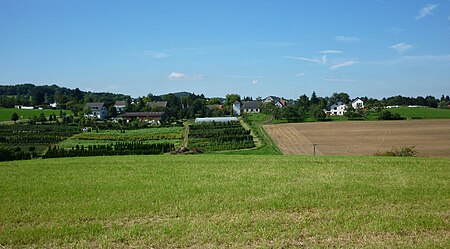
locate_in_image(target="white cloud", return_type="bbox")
[150,51,170,59]
[319,50,343,54]
[132,50,170,59]
[285,55,327,64]
[416,4,439,19]
[334,35,360,42]
[168,72,204,81]
[296,73,306,77]
[329,61,357,70]
[389,43,413,53]
[251,80,259,85]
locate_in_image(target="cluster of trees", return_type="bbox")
[0,84,130,114]
[0,147,36,162]
[43,142,175,159]
[261,91,340,121]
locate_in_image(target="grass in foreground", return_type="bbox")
[0,155,448,248]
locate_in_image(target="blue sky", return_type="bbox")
[0,0,449,99]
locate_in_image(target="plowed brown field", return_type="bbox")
[264,120,450,157]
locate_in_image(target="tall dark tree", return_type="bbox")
[11,112,19,123]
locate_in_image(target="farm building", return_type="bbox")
[242,101,261,113]
[85,102,108,119]
[15,105,35,110]
[121,112,168,124]
[195,117,239,123]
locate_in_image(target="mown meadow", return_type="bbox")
[0,155,448,248]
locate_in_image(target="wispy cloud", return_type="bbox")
[319,50,343,54]
[296,73,306,77]
[285,55,327,64]
[416,4,439,19]
[330,61,357,70]
[168,72,204,81]
[251,80,259,85]
[334,35,360,42]
[389,43,413,53]
[133,50,170,59]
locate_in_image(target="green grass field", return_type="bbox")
[0,107,72,122]
[388,107,450,119]
[1,155,448,248]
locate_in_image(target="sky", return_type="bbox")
[0,0,449,99]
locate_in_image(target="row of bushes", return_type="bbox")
[0,147,37,161]
[188,121,255,151]
[43,142,175,158]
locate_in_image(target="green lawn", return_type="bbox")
[388,107,450,119]
[0,155,448,247]
[0,107,72,122]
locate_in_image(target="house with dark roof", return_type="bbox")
[121,112,168,124]
[264,96,287,108]
[114,101,128,113]
[351,98,364,109]
[324,101,347,116]
[242,101,261,113]
[84,102,108,119]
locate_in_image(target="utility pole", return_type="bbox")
[311,143,318,156]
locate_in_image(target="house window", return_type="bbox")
[333,107,337,110]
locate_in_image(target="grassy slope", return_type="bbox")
[388,107,450,119]
[218,114,281,155]
[0,155,448,248]
[0,108,72,122]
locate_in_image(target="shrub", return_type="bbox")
[374,146,417,157]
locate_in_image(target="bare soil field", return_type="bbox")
[264,120,450,157]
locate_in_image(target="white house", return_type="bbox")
[242,101,261,113]
[50,102,58,108]
[232,101,241,116]
[351,98,364,109]
[114,101,127,113]
[85,102,108,119]
[325,101,347,116]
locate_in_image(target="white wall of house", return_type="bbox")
[243,108,260,113]
[328,102,347,116]
[115,105,126,113]
[233,102,241,116]
[352,99,364,109]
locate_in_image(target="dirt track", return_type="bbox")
[264,120,450,157]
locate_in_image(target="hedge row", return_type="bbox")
[43,142,175,159]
